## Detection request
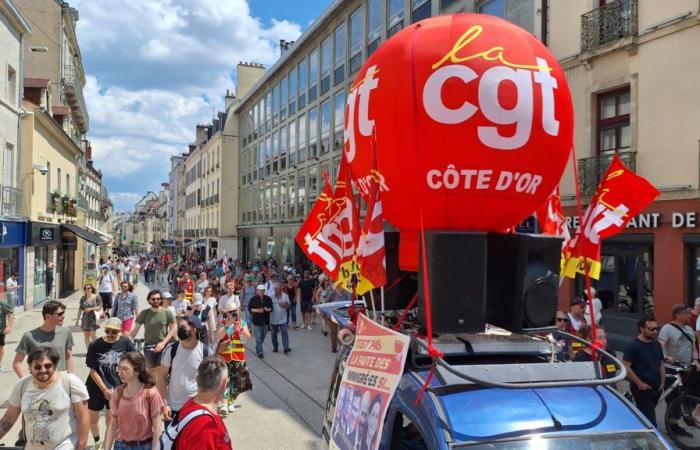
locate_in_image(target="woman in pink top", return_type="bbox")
[104,351,164,450]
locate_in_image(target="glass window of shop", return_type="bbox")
[689,246,700,304]
[368,0,382,55]
[266,237,276,259]
[334,91,346,151]
[388,0,404,37]
[321,100,331,154]
[576,242,654,318]
[0,247,21,307]
[258,185,264,221]
[349,7,364,74]
[309,49,319,103]
[321,37,332,95]
[282,237,294,265]
[308,107,318,159]
[334,24,346,85]
[298,113,307,162]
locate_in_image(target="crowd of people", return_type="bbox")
[0,253,350,450]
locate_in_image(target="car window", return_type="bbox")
[457,431,666,450]
[391,414,429,450]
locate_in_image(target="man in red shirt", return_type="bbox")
[174,356,232,449]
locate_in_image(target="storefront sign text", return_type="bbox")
[566,212,697,230]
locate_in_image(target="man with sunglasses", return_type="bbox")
[623,317,664,426]
[552,310,572,361]
[85,317,135,448]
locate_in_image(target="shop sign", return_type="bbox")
[566,212,697,230]
[40,227,55,241]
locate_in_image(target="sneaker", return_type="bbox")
[228,403,236,412]
[273,347,278,353]
[307,326,313,331]
[284,348,291,354]
[669,423,693,439]
[257,353,264,359]
[218,404,228,417]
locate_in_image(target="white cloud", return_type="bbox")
[69,0,305,212]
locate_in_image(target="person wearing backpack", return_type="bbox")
[159,356,232,449]
[0,346,89,449]
[104,352,165,450]
[188,294,217,354]
[159,315,210,422]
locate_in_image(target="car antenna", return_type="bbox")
[532,390,563,431]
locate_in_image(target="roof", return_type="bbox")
[24,77,50,88]
[1,0,31,34]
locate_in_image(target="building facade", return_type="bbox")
[0,0,30,310]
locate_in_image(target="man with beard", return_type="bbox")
[85,317,135,448]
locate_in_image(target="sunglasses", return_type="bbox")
[32,363,54,371]
[645,326,660,331]
[556,317,569,322]
[150,296,162,301]
[105,329,120,335]
[53,311,65,317]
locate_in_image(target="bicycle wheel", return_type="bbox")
[664,394,700,450]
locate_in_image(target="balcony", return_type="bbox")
[581,0,637,52]
[0,186,21,218]
[578,150,636,198]
[63,63,90,133]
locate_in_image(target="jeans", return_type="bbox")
[271,323,289,351]
[253,324,267,356]
[114,441,151,450]
[631,385,660,426]
[124,272,130,282]
[287,301,297,324]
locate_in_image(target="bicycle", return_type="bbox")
[659,363,700,449]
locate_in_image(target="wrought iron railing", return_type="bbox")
[0,186,21,217]
[578,151,636,198]
[581,0,637,52]
[63,62,90,130]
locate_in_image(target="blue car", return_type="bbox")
[322,308,673,449]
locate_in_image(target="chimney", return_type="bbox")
[195,124,208,146]
[224,89,236,110]
[188,143,196,153]
[236,62,266,99]
[280,39,295,56]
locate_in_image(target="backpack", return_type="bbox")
[167,341,210,379]
[158,407,215,450]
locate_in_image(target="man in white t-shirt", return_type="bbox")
[584,287,603,326]
[0,347,89,449]
[171,290,191,320]
[160,315,209,419]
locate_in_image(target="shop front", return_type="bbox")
[238,225,300,267]
[561,198,700,350]
[30,222,60,306]
[0,221,27,310]
[61,224,108,293]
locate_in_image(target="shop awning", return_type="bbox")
[61,224,109,245]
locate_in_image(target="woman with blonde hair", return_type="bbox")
[104,351,165,450]
[77,283,102,348]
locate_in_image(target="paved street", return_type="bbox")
[0,282,337,449]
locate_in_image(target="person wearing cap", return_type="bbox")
[85,317,135,448]
[270,282,291,354]
[567,297,587,333]
[219,281,241,321]
[217,301,252,415]
[248,284,273,358]
[189,293,217,353]
[160,314,211,421]
[162,291,177,319]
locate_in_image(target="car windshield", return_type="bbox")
[456,431,666,450]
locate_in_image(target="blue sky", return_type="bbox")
[71,0,331,212]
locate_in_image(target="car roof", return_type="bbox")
[430,384,648,443]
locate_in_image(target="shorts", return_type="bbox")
[121,318,134,333]
[99,292,113,311]
[300,300,314,314]
[144,347,164,368]
[86,382,110,411]
[0,333,5,347]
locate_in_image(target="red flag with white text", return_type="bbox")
[562,156,659,279]
[536,186,571,244]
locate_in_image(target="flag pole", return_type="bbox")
[369,290,377,321]
[380,286,385,325]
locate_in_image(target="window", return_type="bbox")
[280,177,287,218]
[298,114,307,162]
[7,65,17,105]
[309,49,319,102]
[320,37,332,95]
[288,174,296,217]
[280,75,288,121]
[597,89,631,154]
[289,121,297,167]
[412,0,432,23]
[280,125,288,171]
[308,165,318,198]
[388,0,404,37]
[288,70,297,115]
[265,91,272,132]
[478,0,535,36]
[265,135,272,176]
[368,0,382,55]
[441,0,457,9]
[297,172,306,216]
[66,174,70,196]
[272,131,279,172]
[334,91,346,151]
[308,107,318,159]
[46,162,51,197]
[272,83,279,126]
[297,60,307,109]
[334,24,346,85]
[349,8,364,74]
[57,168,62,193]
[321,100,331,154]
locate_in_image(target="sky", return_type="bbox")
[72,0,332,212]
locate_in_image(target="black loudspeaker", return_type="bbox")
[485,234,562,332]
[375,232,417,310]
[417,232,488,334]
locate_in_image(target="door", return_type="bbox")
[61,249,75,295]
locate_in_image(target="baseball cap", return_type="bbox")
[104,317,122,331]
[570,297,586,307]
[193,296,203,306]
[245,274,254,281]
[184,314,203,329]
[162,292,173,299]
[672,303,692,316]
[257,284,266,290]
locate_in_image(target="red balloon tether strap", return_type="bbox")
[569,145,599,357]
[392,293,418,332]
[415,214,443,406]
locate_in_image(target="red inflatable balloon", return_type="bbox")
[344,14,573,231]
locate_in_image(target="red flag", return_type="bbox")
[562,156,659,279]
[356,169,387,293]
[332,158,360,269]
[294,177,342,279]
[536,186,571,244]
